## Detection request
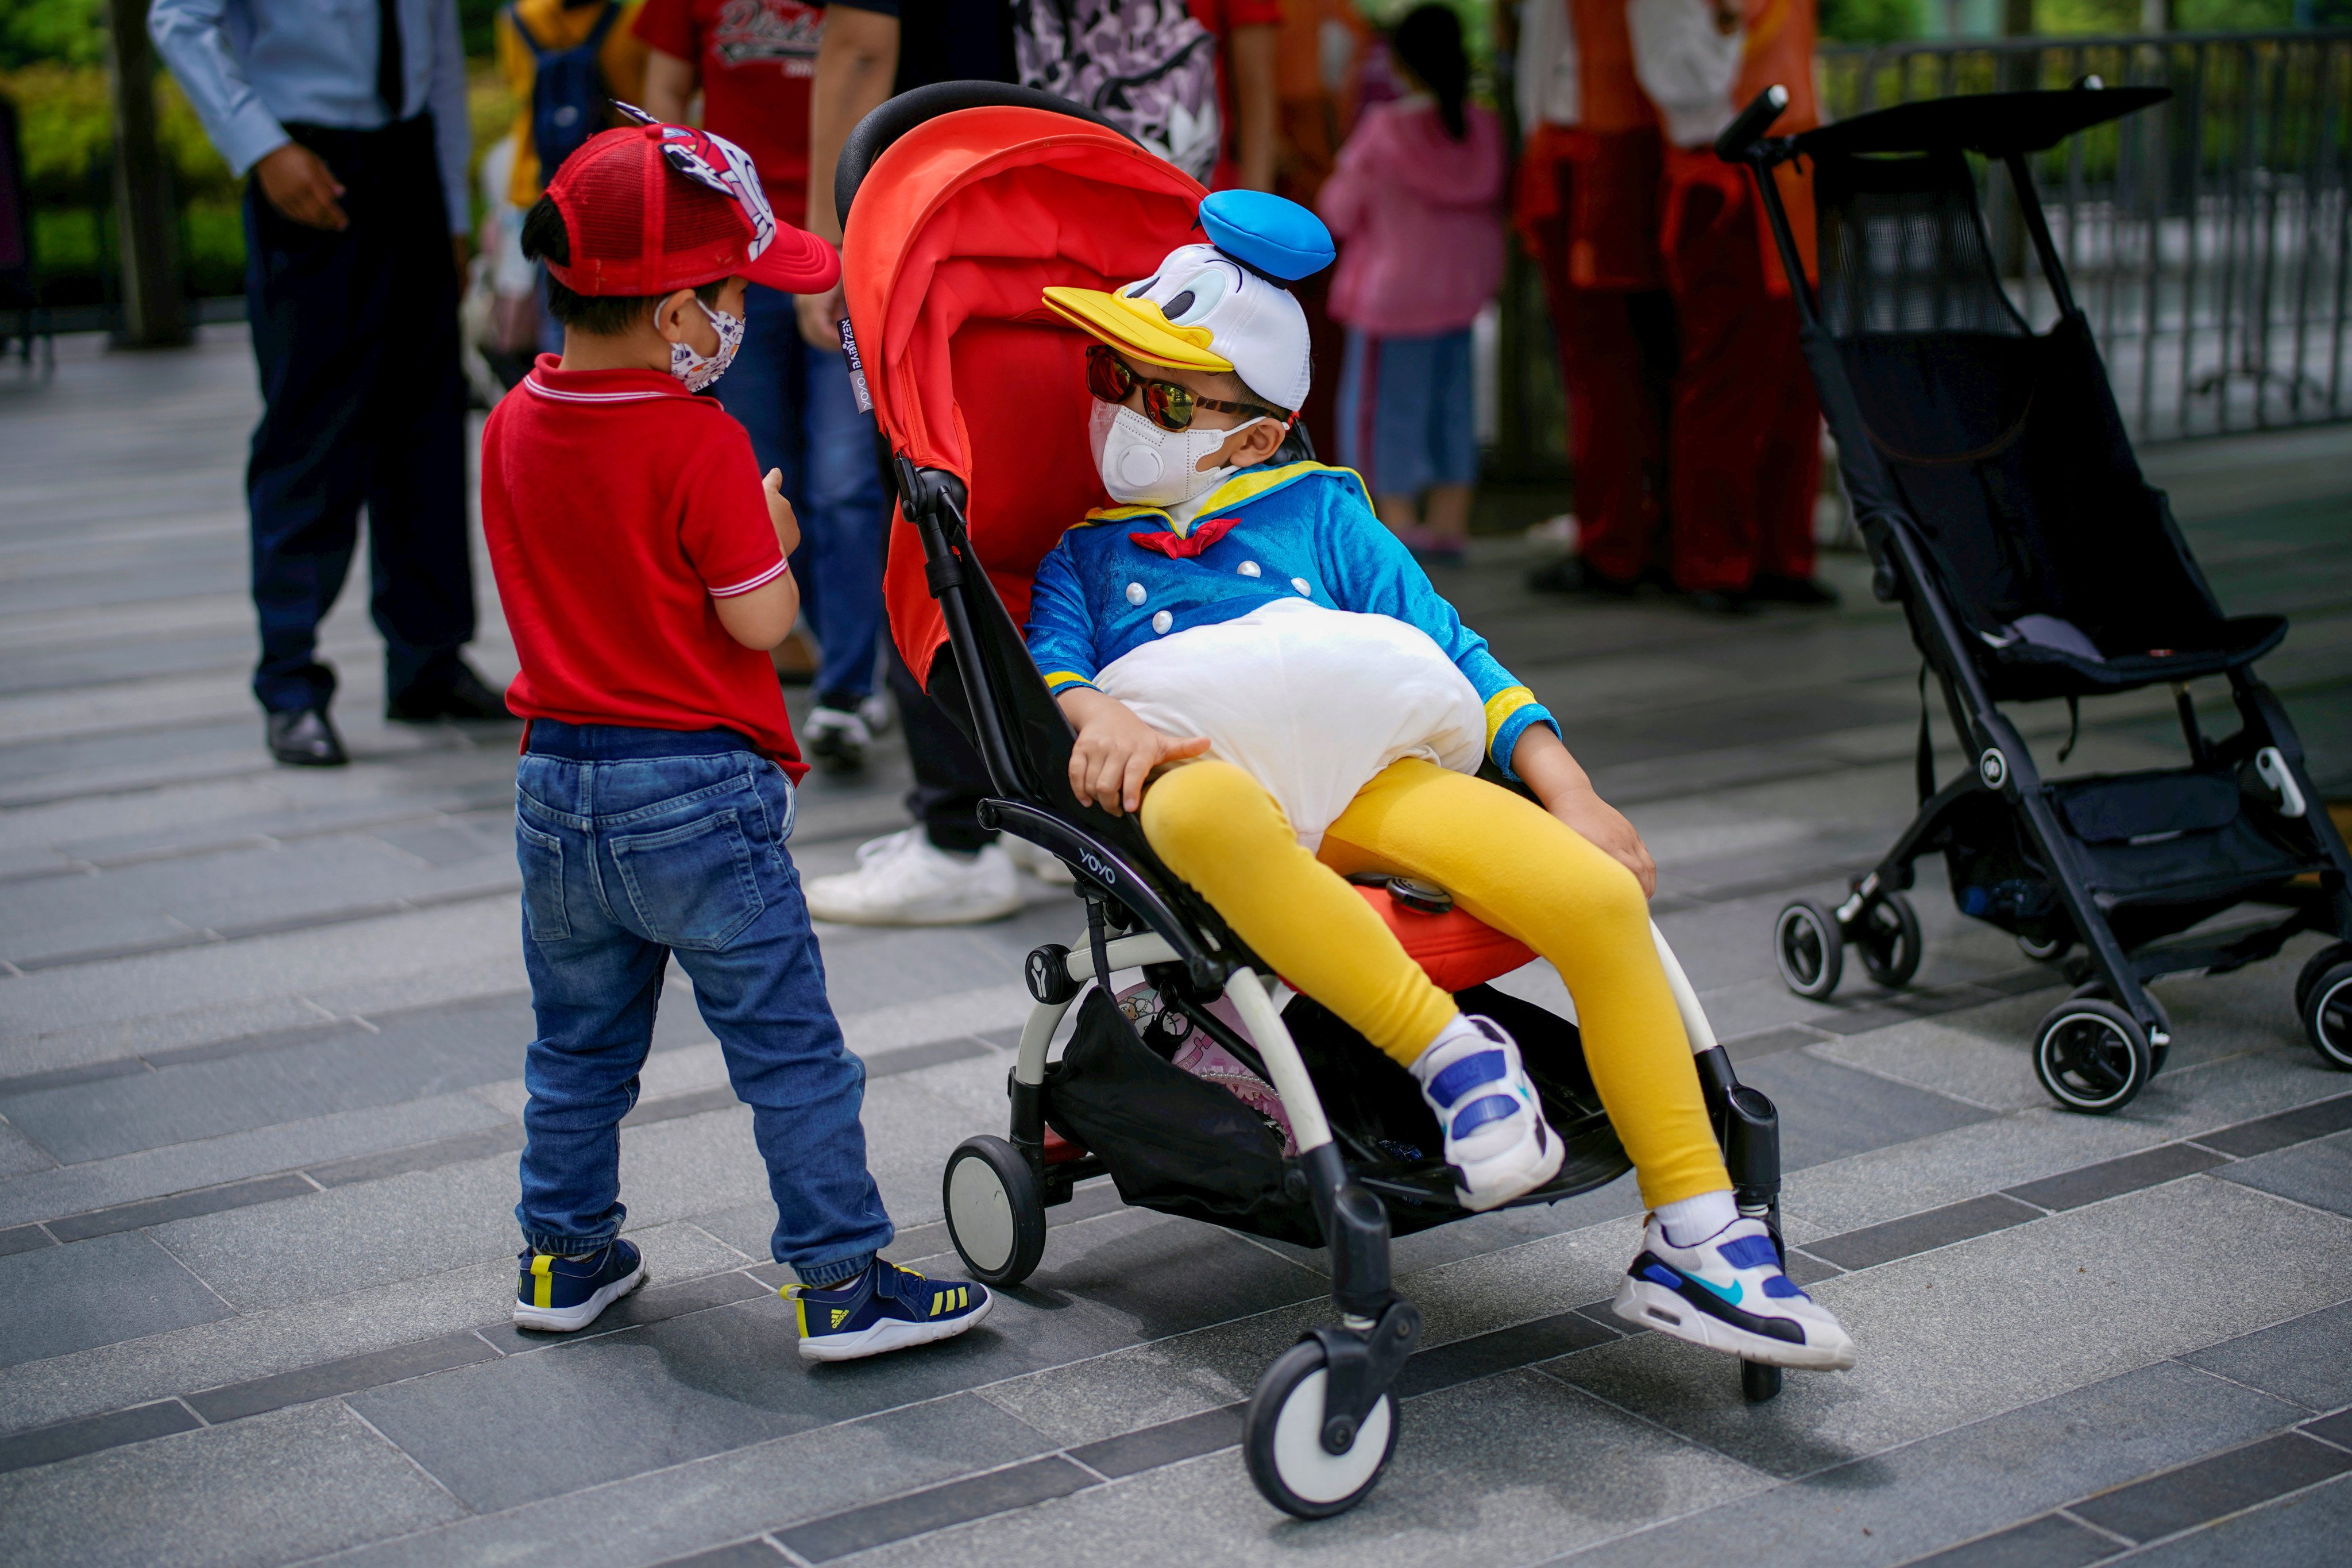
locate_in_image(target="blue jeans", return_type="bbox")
[1337,326,1478,497]
[727,286,889,705]
[512,721,891,1284]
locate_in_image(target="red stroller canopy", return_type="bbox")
[841,106,1206,686]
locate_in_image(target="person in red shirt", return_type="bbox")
[635,0,897,774]
[485,119,995,1358]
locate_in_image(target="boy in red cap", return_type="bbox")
[484,116,992,1358]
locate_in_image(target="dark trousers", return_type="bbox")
[887,647,996,855]
[242,115,474,715]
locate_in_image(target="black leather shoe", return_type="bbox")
[268,708,348,767]
[387,663,512,722]
[1750,574,1840,607]
[1527,558,1641,598]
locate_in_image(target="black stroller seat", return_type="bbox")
[1713,83,2352,1113]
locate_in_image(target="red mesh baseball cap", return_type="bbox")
[544,114,839,297]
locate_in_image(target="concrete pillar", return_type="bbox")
[101,0,190,347]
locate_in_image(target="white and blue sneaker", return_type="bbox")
[1613,1214,1857,1369]
[786,1260,992,1362]
[1412,1015,1566,1211]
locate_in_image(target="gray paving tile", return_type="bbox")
[0,1222,53,1257]
[2003,1142,2231,1212]
[0,1399,202,1477]
[1546,1179,2352,1482]
[2070,1430,2352,1543]
[304,1121,527,1187]
[1067,1403,1246,1480]
[1544,1360,2302,1568]
[0,1399,466,1568]
[779,1455,1099,1562]
[2211,1129,2352,1217]
[1806,1194,2045,1271]
[652,1542,790,1568]
[2194,1092,2352,1158]
[2110,1471,2352,1568]
[186,1327,501,1423]
[0,1230,233,1368]
[2304,1406,2352,1448]
[1902,1513,2121,1568]
[303,1392,1056,1568]
[1735,1049,1995,1171]
[46,1172,319,1242]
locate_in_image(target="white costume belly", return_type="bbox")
[1095,597,1486,849]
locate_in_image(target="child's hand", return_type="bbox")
[1063,690,1211,814]
[764,469,801,558]
[1548,791,1658,899]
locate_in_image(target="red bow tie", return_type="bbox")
[1128,516,1239,558]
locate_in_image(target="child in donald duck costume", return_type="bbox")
[1022,190,1854,1373]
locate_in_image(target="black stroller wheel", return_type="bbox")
[1774,900,1844,1000]
[2301,962,2352,1072]
[1243,1339,1399,1519]
[2018,930,2073,964]
[1855,893,1922,989]
[2296,943,2352,1019]
[2033,999,2152,1114]
[2069,982,2172,1076]
[942,1136,1047,1287]
[1741,1360,1783,1403]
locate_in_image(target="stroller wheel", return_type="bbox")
[1855,893,1923,989]
[2033,999,2152,1114]
[2295,943,2352,1019]
[1244,1339,1399,1520]
[942,1136,1046,1287]
[1774,900,1844,999]
[1741,1360,1783,1403]
[2018,930,2073,964]
[2301,960,2352,1072]
[2069,982,2172,1076]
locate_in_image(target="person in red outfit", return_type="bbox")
[1630,0,1831,610]
[1516,0,1679,600]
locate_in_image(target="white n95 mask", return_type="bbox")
[1091,399,1266,509]
[670,298,744,392]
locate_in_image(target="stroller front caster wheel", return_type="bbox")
[942,1136,1046,1287]
[1855,893,1922,989]
[2018,930,2073,964]
[1741,1360,1783,1403]
[1243,1339,1399,1519]
[2301,960,2352,1071]
[1774,899,1844,1000]
[2295,943,2352,1025]
[2033,998,2151,1114]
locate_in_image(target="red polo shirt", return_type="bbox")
[481,358,805,778]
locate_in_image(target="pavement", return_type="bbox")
[2,327,2350,1568]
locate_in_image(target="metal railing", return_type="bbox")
[1820,29,2352,442]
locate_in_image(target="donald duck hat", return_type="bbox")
[1043,190,1336,416]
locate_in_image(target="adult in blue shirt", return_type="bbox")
[153,0,508,767]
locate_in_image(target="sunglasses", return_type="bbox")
[1085,343,1288,432]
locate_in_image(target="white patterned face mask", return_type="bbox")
[1090,398,1266,508]
[669,298,743,392]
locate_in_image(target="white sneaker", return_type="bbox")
[1411,1015,1565,1211]
[803,704,874,773]
[804,828,1024,926]
[1612,1212,1857,1370]
[1004,833,1076,886]
[858,693,893,735]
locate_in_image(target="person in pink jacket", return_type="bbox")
[1318,4,1505,562]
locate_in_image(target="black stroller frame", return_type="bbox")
[836,83,1799,1520]
[1716,84,2352,1112]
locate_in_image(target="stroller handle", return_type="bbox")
[835,82,1142,231]
[1714,85,1790,163]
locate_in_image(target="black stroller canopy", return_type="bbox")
[1792,86,2171,160]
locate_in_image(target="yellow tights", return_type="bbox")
[1138,757,1728,1208]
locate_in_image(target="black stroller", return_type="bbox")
[1713,84,2352,1113]
[836,85,1799,1519]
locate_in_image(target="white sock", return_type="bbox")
[1407,1013,1485,1084]
[1653,1188,1739,1246]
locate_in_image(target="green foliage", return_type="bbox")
[0,0,104,71]
[1821,0,1924,41]
[1,62,235,200]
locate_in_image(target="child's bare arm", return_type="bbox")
[1511,725,1658,898]
[1057,688,1211,815]
[712,470,804,649]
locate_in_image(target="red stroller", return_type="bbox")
[836,84,1791,1518]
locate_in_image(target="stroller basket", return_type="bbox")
[1715,84,2352,1113]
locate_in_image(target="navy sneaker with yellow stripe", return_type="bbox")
[786,1259,991,1362]
[513,1239,647,1332]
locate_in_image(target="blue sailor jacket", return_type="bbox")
[1023,461,1560,778]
